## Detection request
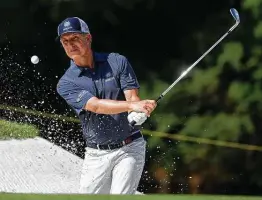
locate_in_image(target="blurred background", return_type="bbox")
[1,0,262,196]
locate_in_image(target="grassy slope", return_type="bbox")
[0,194,262,200]
[0,119,39,139]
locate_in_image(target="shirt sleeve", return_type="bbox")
[56,79,94,115]
[118,55,140,91]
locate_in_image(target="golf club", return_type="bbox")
[130,8,240,126]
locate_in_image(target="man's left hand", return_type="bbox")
[127,112,147,125]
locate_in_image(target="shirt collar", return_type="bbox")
[70,52,107,76]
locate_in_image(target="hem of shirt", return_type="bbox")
[77,96,94,115]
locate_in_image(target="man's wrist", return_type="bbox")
[127,102,133,113]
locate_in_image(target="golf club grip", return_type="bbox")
[130,95,162,126]
[130,120,137,126]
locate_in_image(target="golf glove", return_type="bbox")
[127,112,147,125]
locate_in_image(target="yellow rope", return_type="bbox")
[142,130,262,151]
[0,104,79,123]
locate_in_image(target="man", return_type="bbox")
[56,17,156,194]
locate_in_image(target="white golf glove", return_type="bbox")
[127,112,147,125]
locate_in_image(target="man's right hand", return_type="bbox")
[129,100,156,117]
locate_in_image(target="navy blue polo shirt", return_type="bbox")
[57,52,140,145]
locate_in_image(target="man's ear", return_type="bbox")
[86,34,92,43]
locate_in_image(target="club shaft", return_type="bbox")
[131,21,239,126]
[157,22,239,103]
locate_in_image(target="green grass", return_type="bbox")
[0,119,39,140]
[0,194,261,200]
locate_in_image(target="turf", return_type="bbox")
[0,194,261,200]
[0,119,39,140]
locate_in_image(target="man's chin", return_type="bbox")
[70,54,82,60]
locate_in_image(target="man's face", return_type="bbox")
[60,33,91,60]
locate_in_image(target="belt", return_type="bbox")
[86,131,142,150]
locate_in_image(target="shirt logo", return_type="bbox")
[105,72,112,78]
[104,72,115,82]
[105,77,115,82]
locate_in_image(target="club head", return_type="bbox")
[230,8,240,23]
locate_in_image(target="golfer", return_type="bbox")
[56,17,156,194]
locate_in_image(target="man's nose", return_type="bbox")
[68,40,76,46]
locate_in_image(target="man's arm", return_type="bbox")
[124,89,140,102]
[84,96,155,116]
[124,89,140,114]
[84,97,132,114]
[57,79,154,116]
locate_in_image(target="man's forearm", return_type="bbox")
[124,89,141,102]
[126,95,140,102]
[125,95,140,113]
[85,98,133,114]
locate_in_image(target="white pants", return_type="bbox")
[79,138,146,194]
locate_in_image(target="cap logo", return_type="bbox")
[64,21,71,27]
